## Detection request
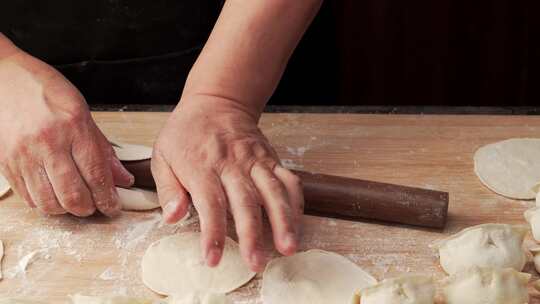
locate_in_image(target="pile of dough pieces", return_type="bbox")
[476,139,540,269]
[351,139,540,303]
[350,223,531,304]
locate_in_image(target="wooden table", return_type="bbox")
[1,112,539,303]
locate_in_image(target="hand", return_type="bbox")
[0,50,134,217]
[151,95,304,272]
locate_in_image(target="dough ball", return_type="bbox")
[117,187,160,211]
[442,267,530,304]
[0,174,11,198]
[474,138,540,199]
[353,275,434,304]
[524,207,540,241]
[435,224,528,275]
[112,142,153,161]
[141,232,255,296]
[261,249,376,304]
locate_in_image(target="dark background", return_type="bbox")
[2,0,534,107]
[276,0,533,106]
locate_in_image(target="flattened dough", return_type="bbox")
[474,138,540,199]
[435,224,528,275]
[0,300,45,304]
[261,249,377,304]
[354,275,434,304]
[167,293,231,304]
[70,295,154,304]
[0,173,11,197]
[117,187,160,211]
[141,232,255,296]
[113,142,153,161]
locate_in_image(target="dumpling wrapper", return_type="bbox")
[442,267,530,304]
[69,294,230,304]
[112,142,153,161]
[353,274,434,304]
[0,300,46,304]
[117,187,160,211]
[70,295,155,304]
[434,223,528,275]
[0,174,11,198]
[474,138,540,199]
[166,293,231,304]
[141,232,255,296]
[261,249,377,304]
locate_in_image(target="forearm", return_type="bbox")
[181,0,323,119]
[0,33,21,59]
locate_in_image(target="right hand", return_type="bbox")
[0,48,134,217]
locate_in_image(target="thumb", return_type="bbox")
[151,156,191,224]
[110,156,135,187]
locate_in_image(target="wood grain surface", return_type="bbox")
[1,112,539,302]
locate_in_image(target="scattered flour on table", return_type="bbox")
[114,212,162,250]
[281,159,304,170]
[99,267,118,281]
[5,249,46,278]
[286,146,309,157]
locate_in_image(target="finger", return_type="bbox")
[110,155,135,188]
[43,153,96,217]
[23,164,66,215]
[94,125,134,188]
[1,170,35,208]
[151,156,190,224]
[250,162,297,256]
[221,169,265,272]
[184,172,228,268]
[72,141,120,217]
[273,166,304,238]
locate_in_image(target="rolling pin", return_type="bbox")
[121,160,449,229]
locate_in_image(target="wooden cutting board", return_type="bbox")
[1,112,539,302]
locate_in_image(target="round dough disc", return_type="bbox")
[474,138,540,199]
[0,174,11,198]
[70,294,153,304]
[262,249,377,304]
[117,187,160,211]
[113,142,153,161]
[141,232,255,296]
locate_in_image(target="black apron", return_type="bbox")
[1,1,224,104]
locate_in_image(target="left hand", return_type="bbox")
[151,95,304,272]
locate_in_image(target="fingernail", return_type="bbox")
[162,199,180,223]
[206,247,223,267]
[250,251,265,272]
[114,157,135,185]
[283,233,298,253]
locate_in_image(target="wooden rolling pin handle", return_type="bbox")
[122,160,449,229]
[291,170,448,229]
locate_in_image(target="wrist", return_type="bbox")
[177,92,263,123]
